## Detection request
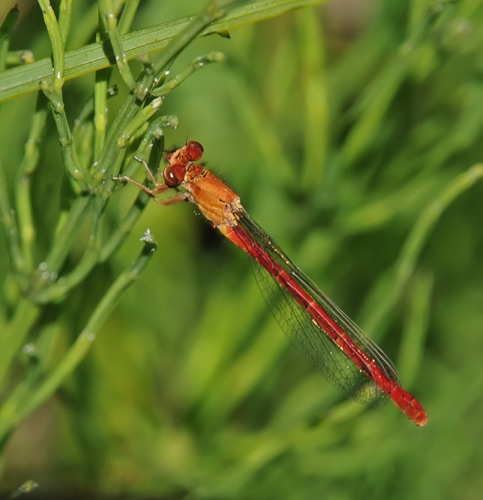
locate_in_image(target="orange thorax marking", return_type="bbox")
[183,163,241,227]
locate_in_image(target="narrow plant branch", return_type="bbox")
[37,195,91,282]
[38,0,65,95]
[151,51,226,97]
[0,298,40,391]
[0,161,23,275]
[58,0,73,46]
[0,0,326,102]
[365,163,483,336]
[14,98,49,275]
[99,0,137,91]
[0,234,157,444]
[0,5,18,71]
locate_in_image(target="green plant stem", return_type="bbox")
[0,5,18,71]
[35,113,172,302]
[94,46,225,194]
[90,92,142,190]
[39,1,87,188]
[93,68,110,159]
[15,98,49,275]
[58,0,73,45]
[148,0,233,84]
[398,165,483,284]
[40,195,91,276]
[0,0,326,102]
[0,160,23,275]
[46,88,86,185]
[99,0,137,91]
[151,51,226,97]
[399,272,433,384]
[100,191,151,261]
[0,298,40,391]
[366,163,483,335]
[32,239,99,304]
[0,236,157,444]
[118,0,140,34]
[116,96,164,148]
[99,117,170,261]
[31,4,226,304]
[71,96,97,175]
[6,50,35,66]
[38,0,65,95]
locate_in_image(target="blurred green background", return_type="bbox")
[1,0,483,498]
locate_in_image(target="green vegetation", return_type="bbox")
[1,0,482,498]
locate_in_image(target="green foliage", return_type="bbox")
[1,0,483,498]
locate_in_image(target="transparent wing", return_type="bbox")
[235,211,400,406]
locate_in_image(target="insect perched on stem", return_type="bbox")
[115,141,427,426]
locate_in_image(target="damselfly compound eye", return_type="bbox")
[185,141,204,161]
